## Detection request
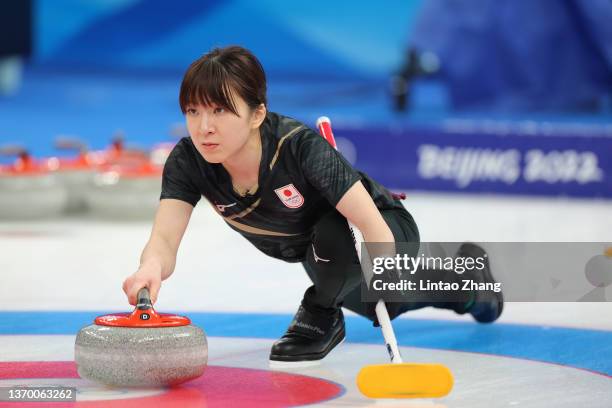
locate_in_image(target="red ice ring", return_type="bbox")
[0,361,344,408]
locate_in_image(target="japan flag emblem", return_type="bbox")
[274,184,305,208]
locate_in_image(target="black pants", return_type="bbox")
[301,207,468,321]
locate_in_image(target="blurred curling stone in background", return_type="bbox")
[87,132,147,167]
[45,136,96,214]
[149,123,184,167]
[0,145,67,219]
[85,159,162,219]
[0,126,180,220]
[85,132,163,220]
[150,142,175,167]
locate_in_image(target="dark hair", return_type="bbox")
[179,46,267,116]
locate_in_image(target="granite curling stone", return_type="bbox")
[47,137,95,214]
[0,146,67,219]
[75,288,207,387]
[84,160,162,219]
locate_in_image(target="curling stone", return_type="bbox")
[75,288,207,387]
[148,122,189,167]
[46,137,96,213]
[84,134,160,219]
[150,142,175,167]
[84,159,162,219]
[0,146,67,219]
[87,132,149,168]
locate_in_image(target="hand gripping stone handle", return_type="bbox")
[136,287,153,310]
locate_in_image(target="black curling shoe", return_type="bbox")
[269,304,345,366]
[457,243,504,323]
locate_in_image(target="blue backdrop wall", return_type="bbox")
[34,0,423,79]
[2,0,610,198]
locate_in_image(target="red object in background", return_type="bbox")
[87,137,148,168]
[0,149,49,176]
[95,160,162,179]
[0,146,68,218]
[46,150,93,172]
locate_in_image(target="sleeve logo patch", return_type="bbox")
[274,184,305,208]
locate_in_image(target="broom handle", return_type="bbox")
[316,116,404,364]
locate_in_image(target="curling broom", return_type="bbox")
[316,116,453,399]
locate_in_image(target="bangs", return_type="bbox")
[179,59,239,115]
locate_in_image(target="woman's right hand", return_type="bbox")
[122,199,195,306]
[122,262,162,306]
